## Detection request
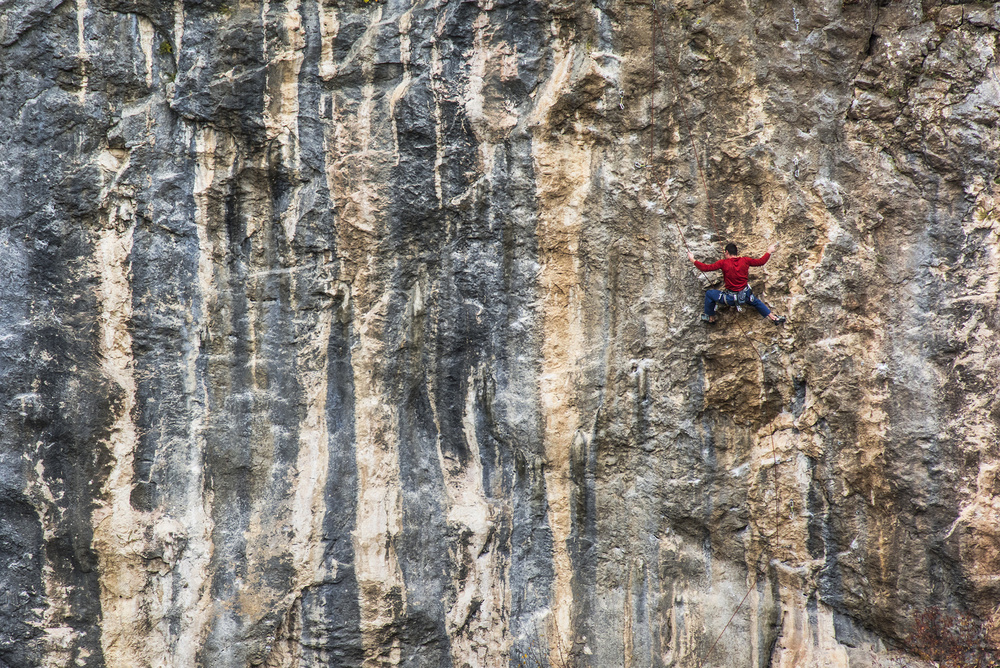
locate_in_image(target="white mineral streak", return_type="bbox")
[87,139,198,668]
[623,562,633,667]
[327,8,406,665]
[772,578,849,668]
[194,128,220,306]
[90,137,199,668]
[263,0,304,242]
[317,3,339,81]
[458,9,517,213]
[25,452,69,664]
[353,291,406,668]
[138,16,154,88]
[464,12,518,143]
[173,0,184,55]
[438,368,509,667]
[661,584,698,664]
[530,37,593,662]
[348,242,406,662]
[388,8,414,166]
[285,297,332,621]
[268,1,331,647]
[243,272,333,668]
[88,189,154,667]
[431,9,447,208]
[27,188,119,668]
[76,0,88,102]
[319,3,339,205]
[463,12,490,132]
[749,585,764,668]
[171,126,232,667]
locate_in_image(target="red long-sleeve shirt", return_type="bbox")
[693,253,770,291]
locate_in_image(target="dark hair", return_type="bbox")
[725,243,738,256]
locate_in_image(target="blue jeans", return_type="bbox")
[704,289,771,317]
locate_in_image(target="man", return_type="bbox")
[687,242,786,326]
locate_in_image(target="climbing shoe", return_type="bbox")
[772,316,787,326]
[700,314,715,324]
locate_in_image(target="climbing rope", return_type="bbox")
[639,6,790,664]
[703,569,758,662]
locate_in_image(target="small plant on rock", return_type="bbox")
[906,607,1000,668]
[514,618,575,668]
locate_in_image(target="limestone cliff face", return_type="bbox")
[1,0,999,666]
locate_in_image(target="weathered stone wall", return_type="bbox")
[1,0,998,666]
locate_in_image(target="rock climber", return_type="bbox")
[687,242,787,326]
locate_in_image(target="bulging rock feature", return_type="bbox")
[1,0,999,666]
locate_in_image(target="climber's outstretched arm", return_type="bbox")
[690,253,724,272]
[749,242,779,267]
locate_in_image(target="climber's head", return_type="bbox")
[724,243,738,258]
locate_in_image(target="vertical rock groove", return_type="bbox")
[531,36,594,659]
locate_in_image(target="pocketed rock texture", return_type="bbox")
[1,0,999,666]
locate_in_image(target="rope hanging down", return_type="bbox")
[640,6,790,665]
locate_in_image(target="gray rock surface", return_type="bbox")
[1,0,998,666]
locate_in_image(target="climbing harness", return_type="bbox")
[723,286,753,312]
